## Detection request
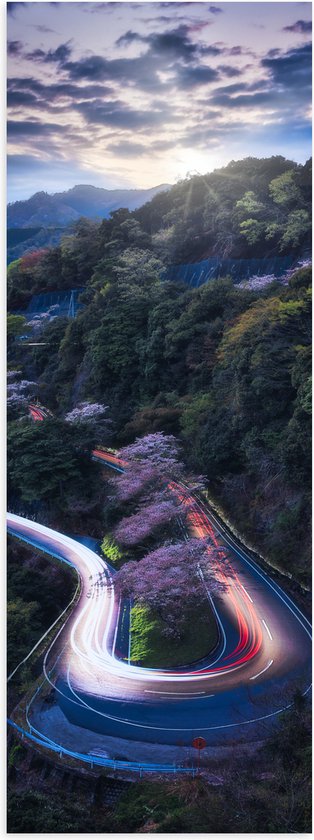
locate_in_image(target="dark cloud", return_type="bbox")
[26,41,72,64]
[7,40,23,56]
[82,2,128,12]
[33,24,58,34]
[62,52,167,93]
[26,48,46,61]
[262,42,312,90]
[225,44,257,59]
[73,98,174,130]
[148,26,198,61]
[117,25,199,63]
[208,5,223,13]
[209,90,277,109]
[8,76,113,101]
[7,119,68,137]
[283,20,312,34]
[176,64,220,88]
[201,44,223,56]
[44,42,72,63]
[7,90,39,107]
[210,82,248,96]
[217,64,242,78]
[63,55,121,81]
[116,30,143,47]
[7,2,25,17]
[106,140,147,157]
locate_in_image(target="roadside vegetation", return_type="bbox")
[7,537,77,710]
[130,602,217,668]
[7,694,311,833]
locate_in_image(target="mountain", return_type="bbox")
[7,183,171,228]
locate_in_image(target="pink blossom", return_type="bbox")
[114,499,182,546]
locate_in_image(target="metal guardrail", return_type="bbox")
[7,719,196,776]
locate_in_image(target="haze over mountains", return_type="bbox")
[8,183,171,228]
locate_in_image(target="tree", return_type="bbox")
[7,597,40,671]
[7,372,37,418]
[64,401,112,445]
[112,433,184,502]
[7,314,29,345]
[279,209,311,250]
[269,170,301,206]
[115,539,221,637]
[7,418,102,512]
[113,499,181,547]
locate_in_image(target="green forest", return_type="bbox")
[8,156,312,585]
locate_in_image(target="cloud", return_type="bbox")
[7,2,25,17]
[262,42,312,90]
[209,90,278,109]
[116,30,143,47]
[106,140,147,157]
[62,52,167,93]
[7,90,39,107]
[208,5,223,13]
[73,98,174,130]
[117,25,199,63]
[32,24,58,34]
[283,20,312,34]
[7,119,69,138]
[7,40,23,56]
[44,42,72,63]
[217,64,242,78]
[201,44,223,56]
[8,76,113,101]
[176,64,220,87]
[25,49,46,62]
[26,42,72,64]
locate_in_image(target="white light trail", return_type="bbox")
[262,619,273,640]
[250,660,274,680]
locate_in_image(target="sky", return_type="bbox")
[7,0,312,201]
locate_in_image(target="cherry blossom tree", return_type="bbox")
[7,372,37,412]
[65,401,110,426]
[112,433,186,503]
[113,499,182,547]
[64,401,112,446]
[115,539,223,637]
[111,432,205,545]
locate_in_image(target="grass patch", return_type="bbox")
[101,534,124,568]
[130,600,218,668]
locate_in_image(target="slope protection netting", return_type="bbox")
[164,255,296,287]
[25,288,84,318]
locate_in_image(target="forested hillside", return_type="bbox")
[8,156,312,585]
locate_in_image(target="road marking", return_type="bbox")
[262,619,273,640]
[144,690,208,696]
[240,584,253,603]
[250,659,273,680]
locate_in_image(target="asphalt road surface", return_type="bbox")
[7,470,311,747]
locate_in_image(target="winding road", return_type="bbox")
[7,444,311,752]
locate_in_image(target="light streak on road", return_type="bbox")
[250,660,274,680]
[262,619,273,640]
[9,434,311,756]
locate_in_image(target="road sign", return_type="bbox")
[192,737,206,750]
[192,736,206,772]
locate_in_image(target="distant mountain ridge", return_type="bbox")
[7,183,172,228]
